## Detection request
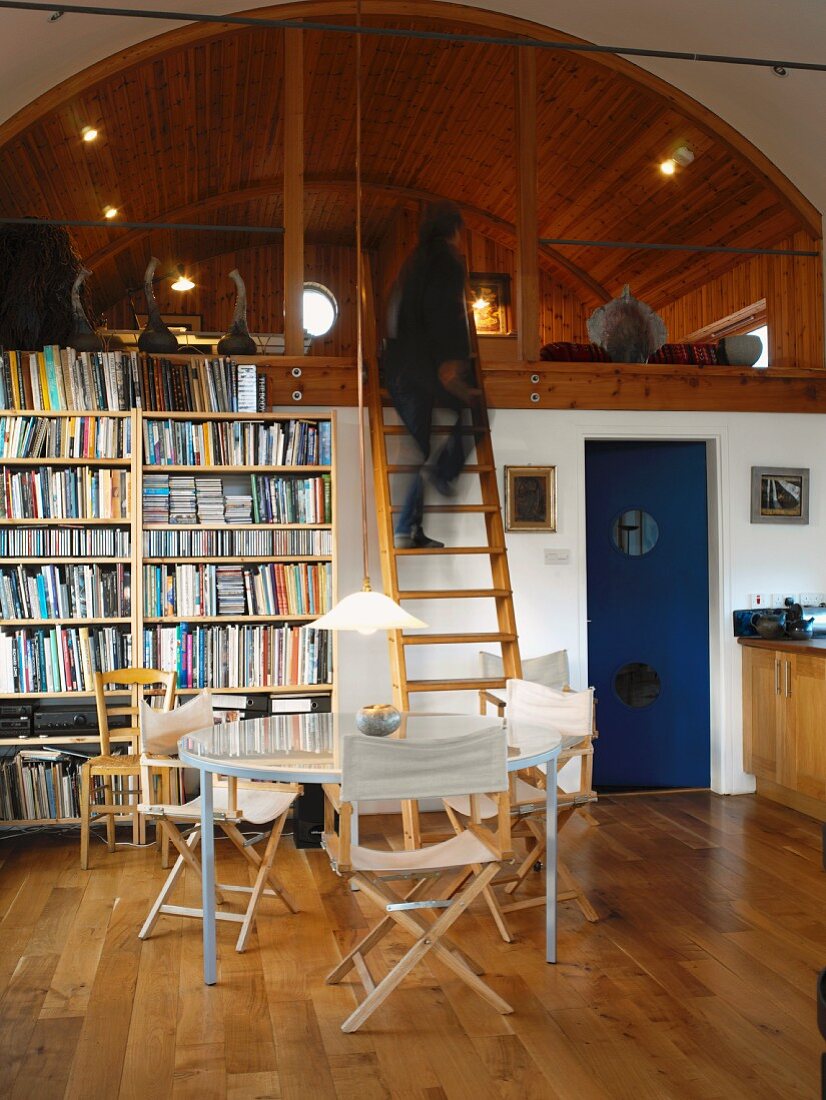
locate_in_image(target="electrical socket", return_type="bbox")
[800,591,826,606]
[749,593,772,608]
[771,593,799,608]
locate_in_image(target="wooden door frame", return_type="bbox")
[576,424,744,796]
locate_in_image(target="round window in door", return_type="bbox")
[614,662,661,708]
[611,508,659,556]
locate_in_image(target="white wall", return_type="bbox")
[331,406,826,795]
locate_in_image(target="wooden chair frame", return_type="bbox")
[80,668,176,869]
[139,764,300,952]
[322,781,514,1033]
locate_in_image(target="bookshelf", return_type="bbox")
[0,349,339,827]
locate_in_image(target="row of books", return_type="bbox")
[142,416,331,468]
[0,626,132,693]
[142,623,332,689]
[141,562,332,617]
[0,751,86,821]
[0,347,138,412]
[141,357,265,414]
[0,563,130,620]
[0,526,131,558]
[0,467,130,520]
[141,526,332,557]
[0,415,131,460]
[251,473,332,524]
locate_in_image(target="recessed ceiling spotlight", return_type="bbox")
[48,10,64,21]
[81,125,98,143]
[659,158,676,176]
[103,205,118,219]
[772,65,788,77]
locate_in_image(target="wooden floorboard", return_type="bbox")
[0,792,822,1099]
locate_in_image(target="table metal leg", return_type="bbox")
[545,773,558,963]
[200,769,217,985]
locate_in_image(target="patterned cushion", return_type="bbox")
[539,342,610,362]
[647,343,720,366]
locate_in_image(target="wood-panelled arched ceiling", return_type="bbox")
[0,2,816,317]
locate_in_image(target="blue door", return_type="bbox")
[585,441,710,788]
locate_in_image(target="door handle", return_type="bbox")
[785,660,791,698]
[774,658,780,695]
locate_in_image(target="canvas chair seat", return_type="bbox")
[350,826,497,873]
[140,785,294,826]
[444,777,544,820]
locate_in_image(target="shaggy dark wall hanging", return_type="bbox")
[0,219,97,351]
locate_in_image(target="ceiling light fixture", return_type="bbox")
[170,264,195,292]
[103,205,118,219]
[673,145,695,167]
[311,0,426,639]
[659,158,676,176]
[81,126,98,143]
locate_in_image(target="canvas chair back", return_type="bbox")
[94,668,176,756]
[340,726,507,804]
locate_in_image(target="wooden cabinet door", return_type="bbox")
[785,653,826,800]
[742,646,782,780]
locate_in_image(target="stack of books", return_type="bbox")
[195,478,225,524]
[224,492,252,525]
[143,473,170,524]
[216,565,246,615]
[169,476,197,524]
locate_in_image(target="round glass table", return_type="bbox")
[178,711,563,983]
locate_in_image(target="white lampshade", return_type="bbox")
[311,590,426,635]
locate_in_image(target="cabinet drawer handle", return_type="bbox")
[775,659,780,695]
[785,660,791,698]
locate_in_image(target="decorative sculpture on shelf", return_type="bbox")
[137,257,179,354]
[69,268,103,352]
[587,284,667,364]
[217,268,257,355]
[0,217,97,351]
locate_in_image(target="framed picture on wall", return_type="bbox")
[505,466,557,532]
[468,272,511,335]
[750,466,810,524]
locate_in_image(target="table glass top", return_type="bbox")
[178,712,564,779]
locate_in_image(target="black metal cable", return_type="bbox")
[0,216,283,234]
[0,0,823,72]
[541,238,821,257]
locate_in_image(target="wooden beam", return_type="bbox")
[514,45,539,362]
[283,27,305,356]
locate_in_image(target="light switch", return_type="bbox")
[544,549,570,565]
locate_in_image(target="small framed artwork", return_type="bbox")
[505,466,557,532]
[469,272,511,335]
[750,466,810,524]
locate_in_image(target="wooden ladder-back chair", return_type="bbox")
[322,726,514,1033]
[80,668,176,869]
[138,769,300,953]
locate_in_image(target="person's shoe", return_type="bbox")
[394,527,445,549]
[411,526,444,549]
[428,469,457,497]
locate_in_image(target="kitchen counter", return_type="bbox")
[739,636,826,656]
[741,639,826,822]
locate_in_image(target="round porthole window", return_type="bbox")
[303,282,338,337]
[614,662,661,709]
[611,508,659,557]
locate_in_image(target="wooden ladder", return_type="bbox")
[366,333,523,714]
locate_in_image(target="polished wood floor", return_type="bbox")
[0,792,823,1100]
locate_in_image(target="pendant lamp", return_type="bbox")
[311,0,426,639]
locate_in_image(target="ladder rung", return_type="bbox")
[389,504,497,514]
[406,677,507,693]
[382,425,488,435]
[401,633,517,646]
[385,464,495,474]
[397,588,511,600]
[394,546,504,556]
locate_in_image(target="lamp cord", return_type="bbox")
[355,0,371,593]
